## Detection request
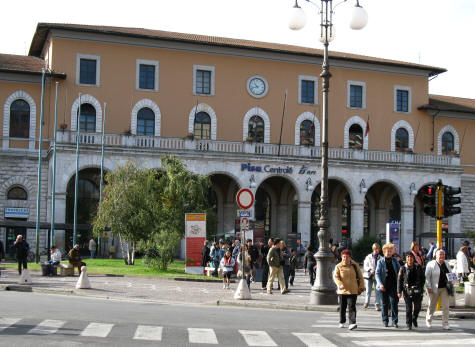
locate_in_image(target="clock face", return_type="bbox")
[247,76,268,98]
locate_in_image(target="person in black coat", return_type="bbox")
[397,252,424,330]
[201,240,210,268]
[260,238,274,290]
[304,244,317,286]
[13,234,29,275]
[247,239,259,282]
[0,239,5,277]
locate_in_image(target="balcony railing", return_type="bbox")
[52,131,460,167]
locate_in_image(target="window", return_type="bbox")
[349,124,363,149]
[136,59,159,91]
[442,132,454,154]
[76,54,100,86]
[7,186,27,200]
[394,85,411,113]
[248,116,265,143]
[395,128,409,152]
[347,81,366,109]
[298,75,318,105]
[78,103,96,132]
[137,108,155,136]
[194,112,211,140]
[193,65,215,96]
[300,120,315,146]
[9,99,30,138]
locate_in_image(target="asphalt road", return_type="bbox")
[0,291,474,346]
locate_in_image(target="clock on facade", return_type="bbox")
[247,75,268,98]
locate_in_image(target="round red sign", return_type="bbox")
[236,188,255,210]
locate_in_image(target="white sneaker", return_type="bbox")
[223,284,227,289]
[443,325,450,330]
[348,324,357,330]
[338,323,345,328]
[426,321,432,328]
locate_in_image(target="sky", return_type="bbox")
[1,0,474,98]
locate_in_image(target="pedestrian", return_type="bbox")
[410,242,425,267]
[220,250,235,289]
[375,243,401,328]
[304,244,316,286]
[333,249,365,330]
[201,240,210,274]
[0,239,5,277]
[462,240,475,271]
[237,245,252,289]
[456,245,470,283]
[246,239,259,283]
[68,244,86,276]
[363,243,382,310]
[289,248,298,286]
[13,234,29,275]
[232,239,241,260]
[397,252,424,330]
[266,239,288,294]
[425,248,453,330]
[46,246,62,276]
[89,238,97,259]
[210,242,220,276]
[281,241,291,290]
[426,241,436,261]
[261,238,274,291]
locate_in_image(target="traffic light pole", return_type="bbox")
[436,184,443,249]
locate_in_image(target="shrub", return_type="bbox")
[352,234,380,263]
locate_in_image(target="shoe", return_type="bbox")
[394,323,399,329]
[384,322,388,328]
[267,291,273,295]
[223,284,226,289]
[281,289,289,294]
[338,323,345,328]
[413,320,418,328]
[375,305,381,311]
[348,324,357,330]
[262,287,267,291]
[364,303,369,308]
[406,325,412,330]
[443,325,450,330]
[426,321,431,328]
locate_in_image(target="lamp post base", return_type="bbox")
[309,288,338,305]
[309,250,338,305]
[234,279,252,300]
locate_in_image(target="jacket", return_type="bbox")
[290,255,298,271]
[13,240,29,260]
[68,248,82,263]
[0,240,5,259]
[397,263,424,295]
[425,259,452,292]
[219,256,235,272]
[304,250,316,269]
[201,245,210,267]
[267,246,282,268]
[363,252,381,279]
[261,245,270,266]
[333,259,365,295]
[456,250,469,274]
[282,247,290,266]
[375,256,401,290]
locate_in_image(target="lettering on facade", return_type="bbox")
[241,163,317,175]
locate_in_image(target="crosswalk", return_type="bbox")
[0,316,473,346]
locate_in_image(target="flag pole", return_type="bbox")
[50,81,59,248]
[277,89,288,156]
[73,93,81,246]
[98,102,107,256]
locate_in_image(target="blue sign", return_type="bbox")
[5,208,29,219]
[239,210,251,217]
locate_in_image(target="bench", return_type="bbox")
[59,263,74,276]
[205,266,223,278]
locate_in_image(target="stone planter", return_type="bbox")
[464,282,475,307]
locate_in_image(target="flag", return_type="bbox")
[365,115,370,137]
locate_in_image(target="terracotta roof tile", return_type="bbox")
[0,54,45,73]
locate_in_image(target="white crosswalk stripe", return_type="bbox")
[0,318,20,332]
[133,325,163,341]
[339,331,470,338]
[80,322,114,337]
[239,330,277,346]
[28,319,66,335]
[188,328,218,344]
[293,332,337,347]
[352,338,475,346]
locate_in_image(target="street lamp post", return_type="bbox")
[289,0,368,305]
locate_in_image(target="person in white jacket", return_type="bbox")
[456,245,470,282]
[425,249,452,330]
[363,243,382,310]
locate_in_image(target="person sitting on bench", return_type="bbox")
[68,244,86,275]
[46,246,62,276]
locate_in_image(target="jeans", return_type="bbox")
[17,258,27,275]
[289,269,296,285]
[364,276,381,306]
[307,263,316,286]
[339,294,357,324]
[283,265,290,289]
[90,250,95,259]
[381,288,399,325]
[261,264,269,289]
[47,260,60,275]
[403,293,422,327]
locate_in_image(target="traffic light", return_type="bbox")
[422,185,437,217]
[443,185,461,217]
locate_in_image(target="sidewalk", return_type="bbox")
[1,266,474,318]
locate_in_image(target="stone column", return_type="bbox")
[375,208,387,240]
[351,203,364,244]
[400,205,414,252]
[277,204,288,239]
[298,201,311,245]
[53,193,67,251]
[329,206,339,242]
[223,203,235,235]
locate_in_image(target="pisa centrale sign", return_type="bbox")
[185,213,206,274]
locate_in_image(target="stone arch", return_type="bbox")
[259,174,300,198]
[367,178,405,207]
[391,120,414,152]
[0,176,35,200]
[3,90,37,149]
[242,107,271,143]
[294,111,320,146]
[344,115,368,150]
[131,99,161,136]
[328,176,357,205]
[188,103,217,140]
[71,94,103,132]
[280,181,299,204]
[437,125,460,155]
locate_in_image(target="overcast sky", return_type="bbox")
[1,0,473,98]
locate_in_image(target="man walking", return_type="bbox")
[375,243,400,328]
[266,239,288,294]
[247,239,259,282]
[89,238,97,259]
[13,235,29,275]
[261,238,274,290]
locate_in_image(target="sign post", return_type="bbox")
[185,213,206,274]
[234,189,254,300]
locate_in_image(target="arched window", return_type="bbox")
[137,107,155,136]
[442,132,454,154]
[10,99,30,138]
[194,112,211,140]
[349,124,363,149]
[77,103,96,132]
[7,186,27,200]
[248,115,265,143]
[300,120,315,146]
[395,128,409,152]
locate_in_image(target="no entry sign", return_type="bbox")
[236,188,254,210]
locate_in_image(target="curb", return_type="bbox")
[217,299,339,312]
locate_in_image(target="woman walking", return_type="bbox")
[304,245,316,286]
[333,249,365,330]
[363,243,382,310]
[220,250,235,289]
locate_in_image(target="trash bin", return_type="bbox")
[41,263,48,276]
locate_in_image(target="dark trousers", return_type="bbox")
[339,294,357,324]
[283,265,290,289]
[261,263,269,289]
[403,293,422,327]
[17,258,27,274]
[381,288,399,325]
[307,263,316,286]
[289,269,296,285]
[71,261,86,275]
[47,260,60,276]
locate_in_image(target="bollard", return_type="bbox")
[18,269,32,285]
[75,266,91,289]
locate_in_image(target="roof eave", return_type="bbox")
[0,68,66,79]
